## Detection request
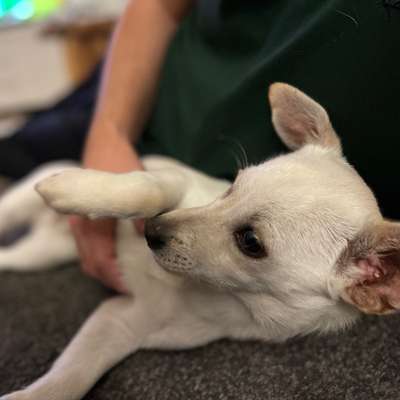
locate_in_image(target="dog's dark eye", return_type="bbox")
[234,227,267,259]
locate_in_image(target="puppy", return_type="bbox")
[1,83,399,400]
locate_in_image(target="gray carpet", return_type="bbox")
[1,265,399,400]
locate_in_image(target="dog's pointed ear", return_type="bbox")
[268,83,341,153]
[339,221,400,314]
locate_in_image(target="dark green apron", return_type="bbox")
[138,0,400,218]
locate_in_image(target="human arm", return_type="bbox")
[71,0,194,292]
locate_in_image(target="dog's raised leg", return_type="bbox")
[36,168,187,219]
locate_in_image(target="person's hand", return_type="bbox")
[70,122,144,292]
[69,217,127,291]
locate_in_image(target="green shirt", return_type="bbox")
[138,0,400,218]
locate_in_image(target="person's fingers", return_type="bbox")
[134,219,145,235]
[96,258,128,293]
[69,217,103,276]
[69,217,97,278]
[68,216,126,292]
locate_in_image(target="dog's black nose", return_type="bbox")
[145,232,166,250]
[145,223,166,250]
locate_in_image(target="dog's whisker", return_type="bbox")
[229,137,249,169]
[218,134,249,171]
[335,9,360,27]
[227,148,245,171]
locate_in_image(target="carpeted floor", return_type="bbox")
[0,265,399,400]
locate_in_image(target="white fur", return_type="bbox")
[0,84,389,400]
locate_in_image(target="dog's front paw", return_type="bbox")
[35,169,93,216]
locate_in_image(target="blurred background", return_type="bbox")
[0,0,124,148]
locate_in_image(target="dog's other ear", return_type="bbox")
[269,83,341,153]
[339,221,400,314]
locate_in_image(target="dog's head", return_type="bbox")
[146,83,400,333]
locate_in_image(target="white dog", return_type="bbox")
[1,83,399,400]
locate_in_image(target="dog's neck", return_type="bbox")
[237,291,360,341]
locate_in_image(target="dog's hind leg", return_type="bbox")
[0,212,76,271]
[36,168,188,220]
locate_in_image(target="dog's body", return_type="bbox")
[1,84,400,400]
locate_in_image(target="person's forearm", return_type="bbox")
[89,0,193,142]
[71,0,193,289]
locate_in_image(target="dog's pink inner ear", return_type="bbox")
[357,255,388,284]
[345,230,400,314]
